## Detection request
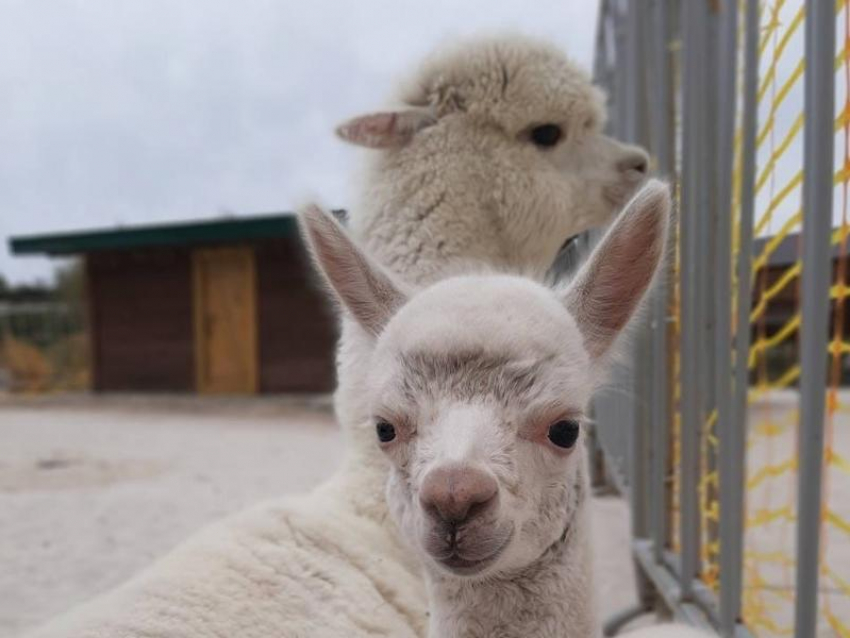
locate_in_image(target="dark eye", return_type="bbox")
[376,420,397,443]
[530,124,562,148]
[547,420,580,449]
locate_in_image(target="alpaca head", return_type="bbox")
[301,180,670,579]
[336,34,649,265]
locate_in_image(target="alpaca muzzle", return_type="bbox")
[417,463,515,575]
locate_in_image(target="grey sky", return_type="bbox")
[0,0,600,283]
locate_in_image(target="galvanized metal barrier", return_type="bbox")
[590,1,850,636]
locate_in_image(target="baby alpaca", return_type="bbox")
[303,180,710,638]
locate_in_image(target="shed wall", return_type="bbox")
[255,237,337,392]
[88,250,194,391]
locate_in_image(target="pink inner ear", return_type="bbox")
[564,182,669,360]
[337,113,403,149]
[337,109,435,149]
[358,113,397,136]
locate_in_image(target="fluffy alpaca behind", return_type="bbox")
[341,33,648,287]
[302,180,713,638]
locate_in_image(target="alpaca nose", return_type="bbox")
[420,464,498,526]
[618,149,649,176]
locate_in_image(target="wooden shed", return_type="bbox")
[10,214,339,393]
[751,231,850,384]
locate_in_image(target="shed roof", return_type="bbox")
[9,211,345,257]
[753,230,843,267]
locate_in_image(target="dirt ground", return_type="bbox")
[0,395,642,637]
[742,390,850,636]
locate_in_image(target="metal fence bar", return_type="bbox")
[647,0,673,566]
[588,0,612,492]
[594,1,849,634]
[700,2,721,589]
[614,0,629,144]
[615,0,635,504]
[588,0,638,501]
[713,0,744,633]
[592,1,609,91]
[727,0,761,633]
[793,0,837,635]
[678,0,703,598]
[592,0,634,500]
[625,0,651,547]
[633,540,718,631]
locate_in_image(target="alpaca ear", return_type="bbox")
[335,108,436,148]
[300,205,408,336]
[560,179,671,360]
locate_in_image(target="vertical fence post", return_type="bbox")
[625,0,651,546]
[700,1,722,586]
[648,0,674,566]
[714,0,745,633]
[678,0,705,599]
[592,0,608,90]
[588,0,611,492]
[591,0,633,498]
[614,1,629,142]
[726,0,761,634]
[794,0,836,636]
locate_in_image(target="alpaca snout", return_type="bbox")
[419,463,498,528]
[617,147,649,177]
[597,135,649,181]
[601,144,650,209]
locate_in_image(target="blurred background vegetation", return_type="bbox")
[0,262,89,393]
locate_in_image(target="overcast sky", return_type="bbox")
[0,0,600,283]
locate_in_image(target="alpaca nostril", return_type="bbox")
[434,490,496,526]
[618,151,649,176]
[420,464,498,527]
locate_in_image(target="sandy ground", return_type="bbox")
[0,396,643,637]
[742,391,850,636]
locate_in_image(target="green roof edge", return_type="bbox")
[9,213,302,256]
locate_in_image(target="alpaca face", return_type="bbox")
[369,277,595,578]
[338,35,649,264]
[299,179,670,581]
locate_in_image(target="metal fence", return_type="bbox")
[591,1,850,636]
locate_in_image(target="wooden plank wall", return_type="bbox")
[87,249,194,391]
[255,237,337,392]
[86,237,337,393]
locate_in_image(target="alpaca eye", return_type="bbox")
[547,420,580,449]
[376,420,397,443]
[530,124,562,148]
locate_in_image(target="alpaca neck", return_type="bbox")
[351,149,548,287]
[425,505,598,638]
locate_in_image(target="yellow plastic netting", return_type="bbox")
[658,4,849,634]
[734,1,850,635]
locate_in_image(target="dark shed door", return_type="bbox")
[88,249,194,391]
[256,237,337,392]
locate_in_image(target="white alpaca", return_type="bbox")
[23,36,649,638]
[302,180,712,638]
[339,34,648,287]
